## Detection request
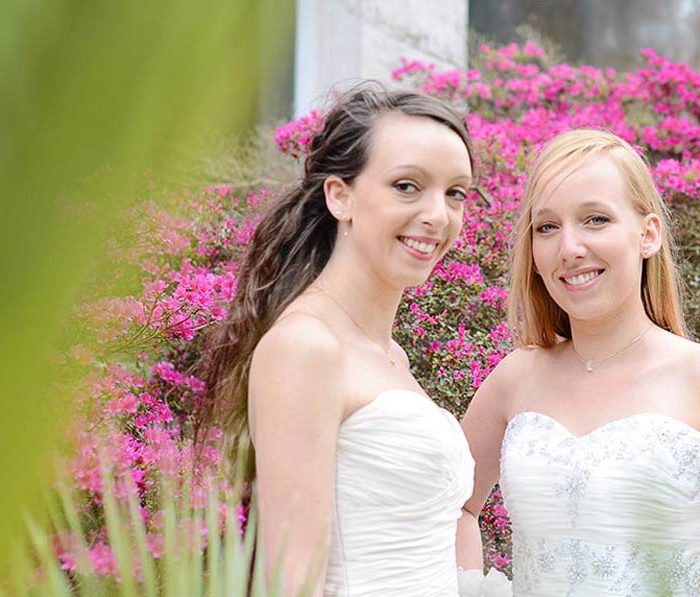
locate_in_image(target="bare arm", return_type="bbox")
[249,316,345,597]
[457,350,521,571]
[456,505,484,571]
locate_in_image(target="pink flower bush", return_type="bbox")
[276,42,700,575]
[58,41,699,580]
[274,109,325,158]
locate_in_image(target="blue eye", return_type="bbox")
[535,223,557,234]
[587,215,610,226]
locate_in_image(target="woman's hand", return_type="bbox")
[458,567,512,596]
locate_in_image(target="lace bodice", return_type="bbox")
[501,411,700,596]
[323,389,474,596]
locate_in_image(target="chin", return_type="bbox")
[391,269,434,290]
[386,253,443,288]
[406,277,431,289]
[563,302,612,323]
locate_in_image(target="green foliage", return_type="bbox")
[0,0,293,569]
[5,464,284,596]
[675,198,700,335]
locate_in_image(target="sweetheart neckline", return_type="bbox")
[341,388,444,426]
[507,410,700,440]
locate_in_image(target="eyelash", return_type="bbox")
[393,181,419,194]
[447,188,468,202]
[534,215,610,234]
[534,223,557,234]
[587,215,610,226]
[393,181,468,201]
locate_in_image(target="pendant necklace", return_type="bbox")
[571,323,654,373]
[316,285,396,366]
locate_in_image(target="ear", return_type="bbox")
[323,175,353,223]
[640,213,662,259]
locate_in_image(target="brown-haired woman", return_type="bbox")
[200,86,479,596]
[459,129,700,595]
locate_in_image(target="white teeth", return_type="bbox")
[564,271,600,286]
[401,237,438,255]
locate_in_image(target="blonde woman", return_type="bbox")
[459,129,700,595]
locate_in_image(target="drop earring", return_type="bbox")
[341,216,350,237]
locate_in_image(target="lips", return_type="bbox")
[398,236,440,256]
[560,269,604,287]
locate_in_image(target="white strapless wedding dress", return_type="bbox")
[501,411,700,596]
[323,389,475,596]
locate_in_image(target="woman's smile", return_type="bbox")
[398,235,441,260]
[559,268,605,290]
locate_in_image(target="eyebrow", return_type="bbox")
[533,200,613,219]
[387,164,473,185]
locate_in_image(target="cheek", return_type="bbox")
[531,241,548,274]
[598,234,639,268]
[357,203,389,233]
[448,207,464,239]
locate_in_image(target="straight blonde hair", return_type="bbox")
[508,128,687,348]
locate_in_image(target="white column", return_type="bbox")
[294,0,468,116]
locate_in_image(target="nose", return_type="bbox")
[558,224,587,262]
[421,190,450,229]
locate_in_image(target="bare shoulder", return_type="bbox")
[654,329,700,372]
[390,338,411,368]
[682,336,700,361]
[479,346,540,393]
[643,330,700,412]
[469,344,561,418]
[675,334,700,389]
[464,347,532,423]
[249,311,346,431]
[252,310,343,372]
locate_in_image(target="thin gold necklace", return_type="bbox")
[571,323,654,373]
[316,285,396,366]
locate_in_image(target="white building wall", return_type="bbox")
[295,0,468,116]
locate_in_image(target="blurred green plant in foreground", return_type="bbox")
[0,0,292,573]
[7,453,289,597]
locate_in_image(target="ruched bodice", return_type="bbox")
[324,389,474,596]
[501,411,700,596]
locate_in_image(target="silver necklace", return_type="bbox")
[571,323,654,373]
[316,285,396,366]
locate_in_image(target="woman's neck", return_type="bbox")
[313,260,402,344]
[568,306,654,363]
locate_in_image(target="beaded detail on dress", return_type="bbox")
[501,411,700,596]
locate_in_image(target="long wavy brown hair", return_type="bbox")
[196,84,474,476]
